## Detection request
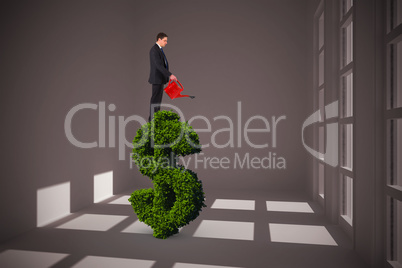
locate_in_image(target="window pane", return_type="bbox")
[319,50,324,86]
[319,88,324,116]
[388,197,402,265]
[319,163,324,198]
[319,126,325,155]
[390,0,402,30]
[318,13,324,50]
[389,40,402,109]
[341,73,353,117]
[341,0,353,18]
[388,119,402,188]
[341,124,353,170]
[341,175,353,224]
[341,21,353,67]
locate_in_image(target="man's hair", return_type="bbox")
[156,32,168,41]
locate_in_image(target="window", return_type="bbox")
[386,1,402,266]
[341,175,353,225]
[339,0,354,227]
[387,197,402,266]
[319,51,325,86]
[341,0,353,16]
[389,39,402,109]
[389,0,402,31]
[341,72,353,118]
[341,124,353,170]
[319,163,325,199]
[388,119,402,188]
[341,21,353,67]
[315,2,325,201]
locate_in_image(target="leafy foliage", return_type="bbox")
[129,110,206,239]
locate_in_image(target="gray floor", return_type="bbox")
[0,189,367,268]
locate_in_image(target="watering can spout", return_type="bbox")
[164,79,195,99]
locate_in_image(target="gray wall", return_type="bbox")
[0,0,315,242]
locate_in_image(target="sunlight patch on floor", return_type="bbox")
[109,195,131,205]
[211,199,255,211]
[56,214,127,231]
[193,220,254,241]
[266,201,314,213]
[269,223,338,246]
[173,262,243,268]
[72,256,155,268]
[0,250,68,267]
[121,220,153,234]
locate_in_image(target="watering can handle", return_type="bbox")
[169,79,183,89]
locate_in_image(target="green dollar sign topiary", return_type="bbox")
[129,110,206,239]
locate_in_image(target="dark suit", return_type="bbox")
[148,44,172,121]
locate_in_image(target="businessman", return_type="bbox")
[148,32,177,121]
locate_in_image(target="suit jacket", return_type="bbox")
[148,44,172,84]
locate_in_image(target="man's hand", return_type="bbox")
[169,74,177,81]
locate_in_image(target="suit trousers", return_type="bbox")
[149,84,164,121]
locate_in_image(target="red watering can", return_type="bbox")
[164,79,195,99]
